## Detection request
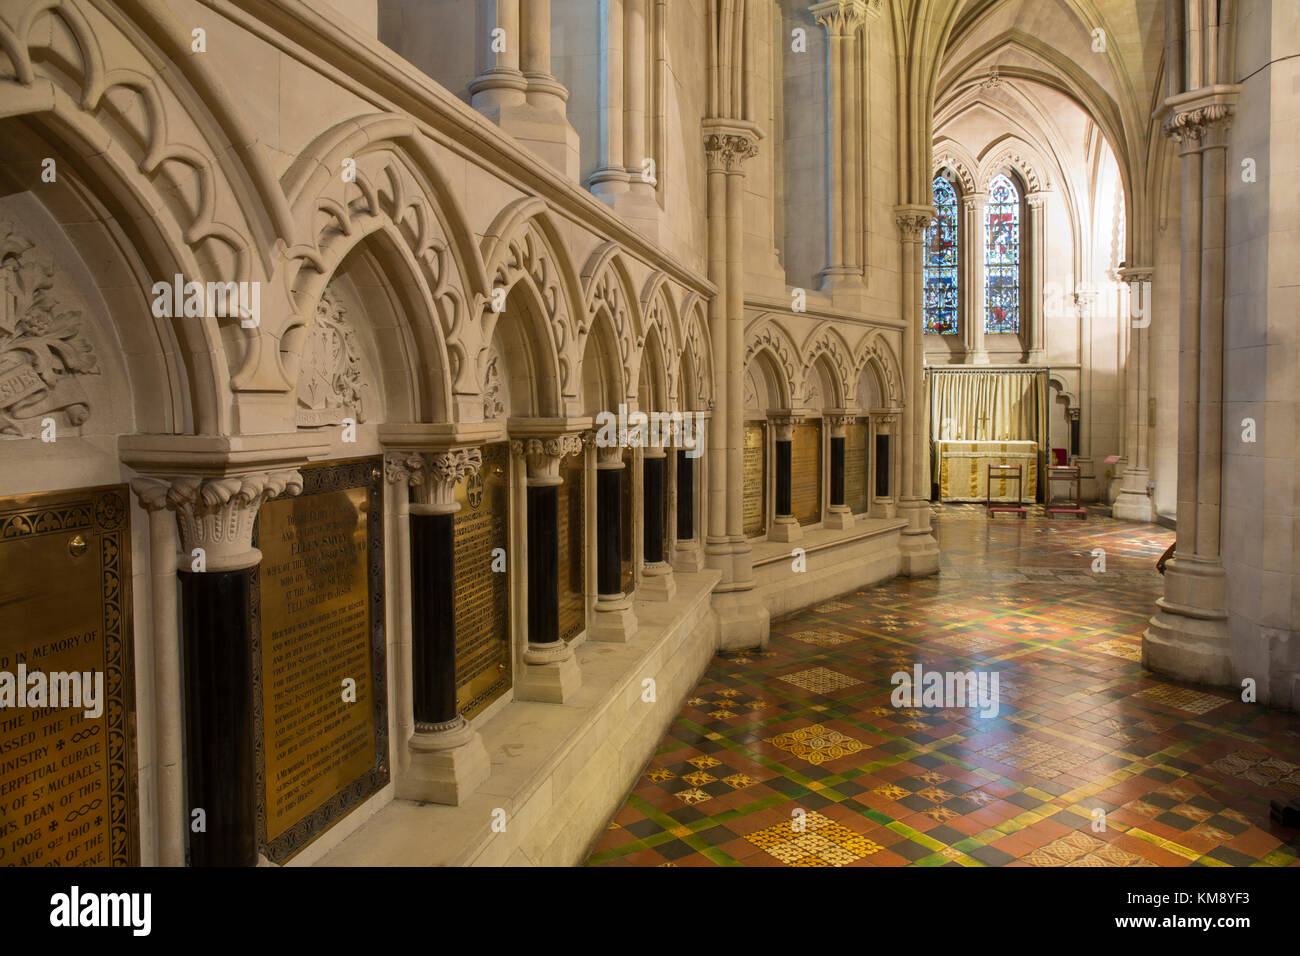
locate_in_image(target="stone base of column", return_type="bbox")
[817,267,866,302]
[516,641,582,703]
[671,542,706,572]
[589,594,639,642]
[396,717,491,806]
[639,561,677,602]
[825,505,854,531]
[869,498,897,519]
[897,499,940,576]
[497,99,580,181]
[965,349,991,366]
[769,515,802,542]
[1112,472,1154,523]
[611,184,662,242]
[1143,558,1232,685]
[712,588,770,651]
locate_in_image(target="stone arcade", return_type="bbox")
[0,0,1296,867]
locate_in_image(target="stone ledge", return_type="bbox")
[310,568,722,866]
[751,517,907,620]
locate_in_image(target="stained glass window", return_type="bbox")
[923,174,959,334]
[984,173,1021,334]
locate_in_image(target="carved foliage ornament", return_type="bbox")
[0,221,99,438]
[704,133,759,172]
[297,286,370,427]
[1163,104,1234,145]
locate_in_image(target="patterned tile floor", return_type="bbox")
[587,504,1300,867]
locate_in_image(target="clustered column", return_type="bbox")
[811,0,877,291]
[1113,266,1155,521]
[894,207,941,574]
[1145,94,1236,684]
[961,191,988,365]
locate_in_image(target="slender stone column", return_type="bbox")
[1026,192,1048,364]
[160,471,301,867]
[623,0,653,199]
[962,192,988,365]
[469,0,526,117]
[824,413,854,530]
[1114,266,1155,521]
[895,207,940,575]
[590,0,629,200]
[811,0,877,292]
[640,441,677,600]
[768,414,802,542]
[390,449,491,805]
[589,443,638,639]
[704,146,730,580]
[514,434,584,701]
[471,0,579,178]
[1145,95,1235,684]
[703,124,770,647]
[128,481,185,867]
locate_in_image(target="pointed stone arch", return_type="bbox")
[640,271,681,409]
[678,292,714,412]
[744,318,801,411]
[581,242,645,408]
[853,331,904,409]
[480,197,584,418]
[801,323,854,410]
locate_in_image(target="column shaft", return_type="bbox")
[180,568,256,867]
[526,484,560,644]
[409,512,458,726]
[644,455,665,563]
[1175,148,1203,559]
[830,435,846,506]
[597,467,622,594]
[775,440,793,515]
[676,450,694,539]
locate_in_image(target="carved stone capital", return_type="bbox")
[384,452,426,488]
[769,414,802,442]
[810,0,880,36]
[874,414,897,432]
[132,470,303,572]
[416,447,483,510]
[511,434,583,485]
[894,204,934,242]
[1163,102,1234,150]
[1117,266,1154,285]
[596,444,625,469]
[704,131,759,173]
[824,414,856,437]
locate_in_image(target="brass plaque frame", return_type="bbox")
[844,420,869,514]
[0,483,136,866]
[454,442,511,720]
[791,419,823,526]
[742,421,767,538]
[250,458,388,864]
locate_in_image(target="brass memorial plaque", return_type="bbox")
[557,450,586,641]
[844,421,869,514]
[0,484,136,866]
[454,443,510,720]
[791,419,823,525]
[253,458,387,863]
[742,422,766,538]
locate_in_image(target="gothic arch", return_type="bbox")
[480,197,583,417]
[678,292,714,412]
[581,242,644,406]
[801,323,854,409]
[744,318,800,411]
[853,331,904,408]
[931,141,978,195]
[640,271,681,408]
[977,137,1052,194]
[281,115,488,422]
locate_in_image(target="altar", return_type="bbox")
[936,440,1038,502]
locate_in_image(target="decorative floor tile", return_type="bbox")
[765,723,865,765]
[778,666,863,694]
[587,505,1300,868]
[1133,684,1231,715]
